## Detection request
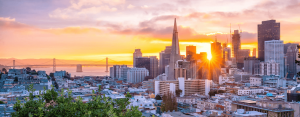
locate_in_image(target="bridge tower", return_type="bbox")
[13,60,15,69]
[53,58,56,72]
[105,57,109,72]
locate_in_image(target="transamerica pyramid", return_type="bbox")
[167,18,181,80]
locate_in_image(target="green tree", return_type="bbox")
[296,45,300,77]
[14,77,18,83]
[161,92,177,112]
[0,101,4,104]
[155,95,162,100]
[12,85,142,117]
[175,89,182,97]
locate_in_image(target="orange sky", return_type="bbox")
[0,0,300,64]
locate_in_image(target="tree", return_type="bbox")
[0,101,4,104]
[12,85,142,117]
[296,45,300,78]
[161,92,177,112]
[26,67,31,74]
[155,95,162,100]
[175,89,182,97]
[2,68,7,74]
[14,77,18,83]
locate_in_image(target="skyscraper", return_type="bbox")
[168,18,181,80]
[186,45,196,61]
[232,30,241,58]
[286,44,299,78]
[264,40,284,77]
[133,49,142,67]
[244,57,260,75]
[237,49,250,69]
[258,20,280,61]
[127,68,149,84]
[149,56,159,78]
[211,40,222,83]
[253,48,256,57]
[135,57,150,73]
[159,46,171,74]
[135,56,158,78]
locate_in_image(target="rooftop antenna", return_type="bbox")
[239,24,242,39]
[215,35,217,42]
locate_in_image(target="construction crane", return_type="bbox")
[284,73,288,80]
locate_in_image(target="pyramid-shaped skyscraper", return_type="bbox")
[167,18,181,80]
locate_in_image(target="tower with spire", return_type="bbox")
[167,18,181,80]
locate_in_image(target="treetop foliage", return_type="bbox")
[12,84,142,117]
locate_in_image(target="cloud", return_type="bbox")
[49,0,123,19]
[127,4,135,9]
[0,17,15,22]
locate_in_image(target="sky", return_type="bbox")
[0,0,300,64]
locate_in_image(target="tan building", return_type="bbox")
[155,78,211,97]
[231,100,296,117]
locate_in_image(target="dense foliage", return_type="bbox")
[12,84,142,117]
[154,95,162,100]
[0,101,4,104]
[175,89,182,97]
[161,92,177,112]
[296,45,300,77]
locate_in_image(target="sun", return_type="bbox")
[207,54,212,60]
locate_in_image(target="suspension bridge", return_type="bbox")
[0,57,126,72]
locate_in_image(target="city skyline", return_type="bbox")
[1,0,300,62]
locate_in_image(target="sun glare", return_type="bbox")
[207,54,212,60]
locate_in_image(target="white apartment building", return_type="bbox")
[219,74,235,85]
[224,100,232,112]
[264,40,284,77]
[127,68,149,84]
[250,76,262,86]
[197,100,219,110]
[238,88,264,95]
[259,60,280,76]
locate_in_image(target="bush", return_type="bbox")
[12,84,142,117]
[0,101,4,104]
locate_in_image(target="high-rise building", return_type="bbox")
[135,56,158,78]
[149,56,159,78]
[110,65,130,80]
[244,57,260,75]
[168,18,181,80]
[174,60,191,80]
[159,46,171,74]
[117,65,130,81]
[133,49,142,67]
[264,40,284,77]
[135,57,150,72]
[186,45,196,61]
[286,44,299,78]
[232,30,241,58]
[259,60,280,76]
[223,47,231,62]
[127,68,149,83]
[110,65,120,78]
[211,40,222,83]
[237,49,250,69]
[253,48,256,57]
[155,78,211,96]
[211,40,222,60]
[258,20,280,61]
[284,43,298,54]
